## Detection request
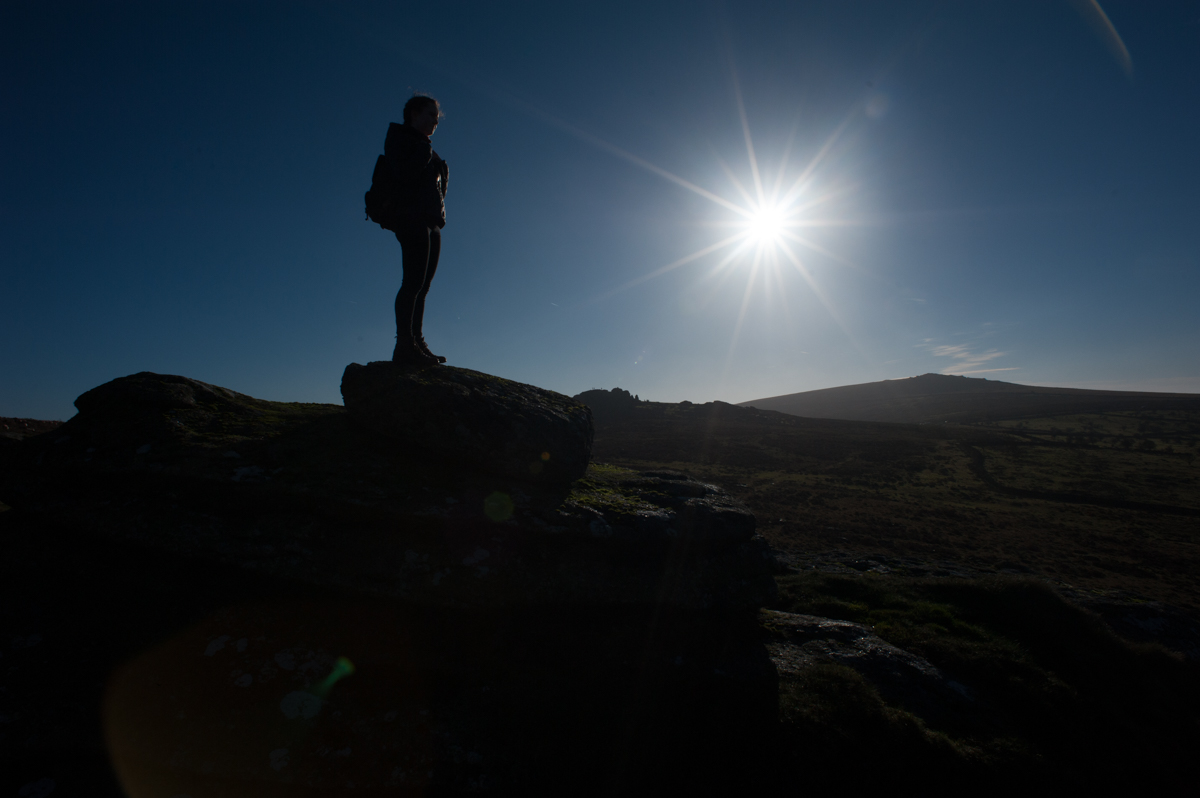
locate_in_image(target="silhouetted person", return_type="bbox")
[386,94,449,364]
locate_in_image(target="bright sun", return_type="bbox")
[746,204,788,244]
[588,76,857,318]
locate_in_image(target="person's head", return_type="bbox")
[403,94,441,137]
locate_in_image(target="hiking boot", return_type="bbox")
[393,338,439,366]
[416,337,447,364]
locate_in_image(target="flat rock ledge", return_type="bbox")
[341,361,593,485]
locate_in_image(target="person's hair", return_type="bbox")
[403,94,441,125]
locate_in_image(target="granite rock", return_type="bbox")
[1,370,775,610]
[762,609,973,720]
[341,361,593,485]
[0,370,785,794]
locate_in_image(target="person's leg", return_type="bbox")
[410,227,441,350]
[393,223,435,363]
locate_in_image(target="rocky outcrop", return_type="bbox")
[574,387,644,424]
[1,370,773,611]
[762,610,972,721]
[342,361,593,484]
[0,369,781,794]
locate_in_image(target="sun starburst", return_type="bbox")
[591,100,861,313]
[745,203,787,244]
[542,60,870,382]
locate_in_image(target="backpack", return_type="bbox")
[364,154,397,230]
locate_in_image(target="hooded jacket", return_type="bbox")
[384,122,449,229]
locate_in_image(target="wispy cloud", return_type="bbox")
[922,343,1017,376]
[956,367,1021,375]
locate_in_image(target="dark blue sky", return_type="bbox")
[3,1,1198,419]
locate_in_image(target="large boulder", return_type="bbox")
[0,370,775,611]
[342,361,593,484]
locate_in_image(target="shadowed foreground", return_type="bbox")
[2,373,1199,792]
[0,370,777,795]
[589,394,1200,790]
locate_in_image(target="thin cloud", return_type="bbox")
[957,367,1021,375]
[924,343,1014,375]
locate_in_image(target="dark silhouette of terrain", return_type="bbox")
[586,394,1200,788]
[5,373,1200,792]
[0,417,62,442]
[740,373,1200,424]
[573,387,644,425]
[589,397,1200,611]
[0,371,775,795]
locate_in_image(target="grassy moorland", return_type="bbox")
[767,570,1199,790]
[590,401,1200,611]
[590,397,1200,788]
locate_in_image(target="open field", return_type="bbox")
[590,398,1200,785]
[590,401,1200,612]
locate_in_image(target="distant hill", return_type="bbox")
[738,373,1200,424]
[574,388,645,424]
[0,416,63,443]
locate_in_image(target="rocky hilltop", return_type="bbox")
[4,367,1195,793]
[4,367,775,610]
[343,361,595,484]
[0,366,783,794]
[572,386,644,425]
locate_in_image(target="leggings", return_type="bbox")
[394,223,441,342]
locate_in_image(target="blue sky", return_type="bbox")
[3,1,1198,420]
